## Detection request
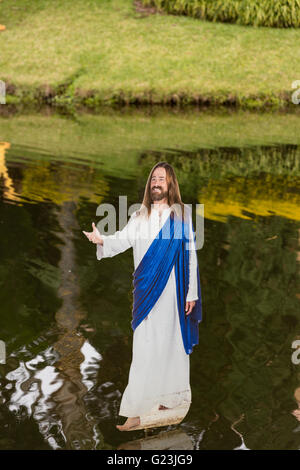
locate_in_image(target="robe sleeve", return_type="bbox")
[96,211,137,260]
[186,211,199,302]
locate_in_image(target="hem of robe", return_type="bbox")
[118,388,192,418]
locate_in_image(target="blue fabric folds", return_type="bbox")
[131,212,202,355]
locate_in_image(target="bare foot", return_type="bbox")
[159,405,170,410]
[116,417,140,431]
[291,409,300,421]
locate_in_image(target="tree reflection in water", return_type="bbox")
[5,201,103,449]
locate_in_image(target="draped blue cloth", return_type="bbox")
[131,211,202,355]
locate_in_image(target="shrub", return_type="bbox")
[142,0,300,28]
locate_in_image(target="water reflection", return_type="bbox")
[118,429,194,450]
[231,414,250,450]
[138,145,300,223]
[51,200,100,449]
[0,121,299,449]
[0,142,17,203]
[3,199,103,449]
[5,341,102,449]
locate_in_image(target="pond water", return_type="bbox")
[0,110,299,450]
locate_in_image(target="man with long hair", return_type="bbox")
[83,162,202,431]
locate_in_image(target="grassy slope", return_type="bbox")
[0,0,300,107]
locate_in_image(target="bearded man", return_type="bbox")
[83,161,202,431]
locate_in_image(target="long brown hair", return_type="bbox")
[137,162,185,220]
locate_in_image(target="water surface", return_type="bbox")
[0,110,299,450]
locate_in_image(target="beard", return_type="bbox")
[151,187,168,202]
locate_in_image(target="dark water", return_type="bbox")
[0,117,299,450]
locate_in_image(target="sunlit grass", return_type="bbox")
[0,0,299,101]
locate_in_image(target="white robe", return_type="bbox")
[96,205,199,418]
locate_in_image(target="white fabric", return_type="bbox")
[96,205,199,418]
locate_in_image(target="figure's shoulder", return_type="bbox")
[129,209,140,220]
[128,209,144,226]
[129,205,148,222]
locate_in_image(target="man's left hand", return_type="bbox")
[185,301,196,316]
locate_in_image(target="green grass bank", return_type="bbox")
[1,0,300,111]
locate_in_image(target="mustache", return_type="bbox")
[152,187,162,190]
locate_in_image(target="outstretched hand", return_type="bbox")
[185,301,195,316]
[82,222,103,245]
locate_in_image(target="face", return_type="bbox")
[150,167,168,202]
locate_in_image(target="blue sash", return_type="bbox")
[131,212,202,355]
